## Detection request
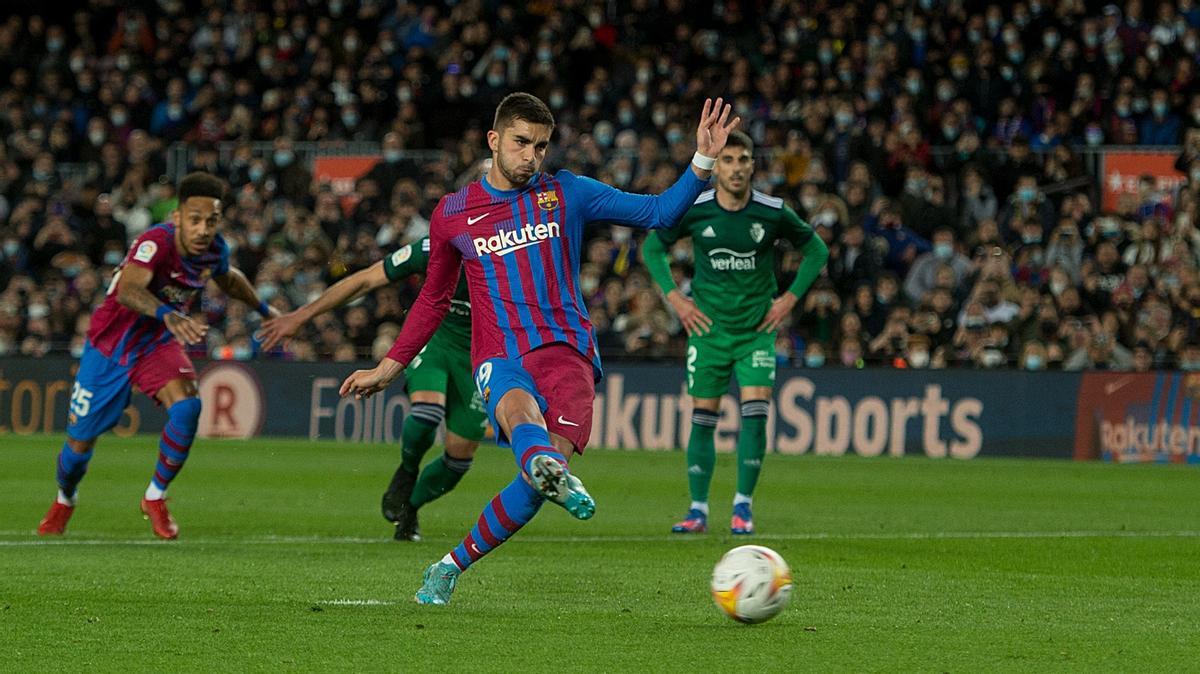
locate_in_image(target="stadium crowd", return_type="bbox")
[2,0,1200,371]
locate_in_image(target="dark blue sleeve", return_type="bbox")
[215,235,231,276]
[563,168,710,230]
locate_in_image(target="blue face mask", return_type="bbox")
[104,250,124,266]
[3,241,19,257]
[1024,354,1045,371]
[805,353,826,368]
[1019,187,1037,203]
[934,242,953,259]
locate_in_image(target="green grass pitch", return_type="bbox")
[2,434,1199,672]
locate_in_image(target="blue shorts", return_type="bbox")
[472,344,597,452]
[473,357,547,448]
[66,342,134,441]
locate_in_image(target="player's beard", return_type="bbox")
[718,173,750,199]
[497,154,536,187]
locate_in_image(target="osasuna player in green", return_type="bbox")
[260,237,486,541]
[644,131,828,535]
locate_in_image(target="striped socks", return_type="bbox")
[55,443,94,505]
[448,474,544,571]
[509,423,566,477]
[147,398,201,500]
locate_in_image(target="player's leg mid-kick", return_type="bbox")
[414,346,595,606]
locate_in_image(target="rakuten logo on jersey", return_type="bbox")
[707,248,757,271]
[473,222,561,257]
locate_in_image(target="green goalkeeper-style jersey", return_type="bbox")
[651,189,816,331]
[383,237,472,343]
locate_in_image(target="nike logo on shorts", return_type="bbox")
[556,415,580,427]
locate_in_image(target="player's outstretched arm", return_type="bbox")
[214,266,278,318]
[259,261,389,351]
[572,99,739,231]
[118,264,208,345]
[642,233,712,336]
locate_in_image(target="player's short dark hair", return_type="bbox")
[724,130,754,154]
[493,92,555,132]
[178,172,226,203]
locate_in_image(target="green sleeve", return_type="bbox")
[642,232,678,294]
[786,235,829,299]
[382,237,431,281]
[778,205,815,248]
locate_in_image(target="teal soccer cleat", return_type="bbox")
[528,454,595,520]
[414,561,460,605]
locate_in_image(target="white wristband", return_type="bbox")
[691,151,716,171]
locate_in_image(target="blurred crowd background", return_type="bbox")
[3,0,1200,372]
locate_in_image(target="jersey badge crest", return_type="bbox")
[537,191,559,211]
[701,225,716,237]
[750,222,765,243]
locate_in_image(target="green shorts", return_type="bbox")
[686,326,776,399]
[405,329,488,441]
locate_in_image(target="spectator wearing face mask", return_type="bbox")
[1064,330,1134,370]
[999,174,1057,242]
[904,227,971,304]
[1138,89,1182,145]
[1020,340,1049,371]
[802,341,827,368]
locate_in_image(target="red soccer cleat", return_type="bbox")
[38,502,75,536]
[140,498,179,540]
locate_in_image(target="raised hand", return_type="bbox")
[695,97,742,159]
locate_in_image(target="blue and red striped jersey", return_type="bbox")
[88,223,229,365]
[388,168,709,379]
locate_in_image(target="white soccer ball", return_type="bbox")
[710,544,793,624]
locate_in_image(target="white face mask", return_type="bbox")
[909,350,930,368]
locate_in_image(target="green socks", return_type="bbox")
[687,410,719,503]
[411,454,473,508]
[400,403,444,472]
[736,400,769,496]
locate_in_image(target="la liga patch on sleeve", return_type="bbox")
[133,240,158,263]
[391,245,412,266]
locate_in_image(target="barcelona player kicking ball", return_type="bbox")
[341,92,741,604]
[37,172,276,539]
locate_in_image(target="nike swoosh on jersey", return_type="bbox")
[467,212,491,225]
